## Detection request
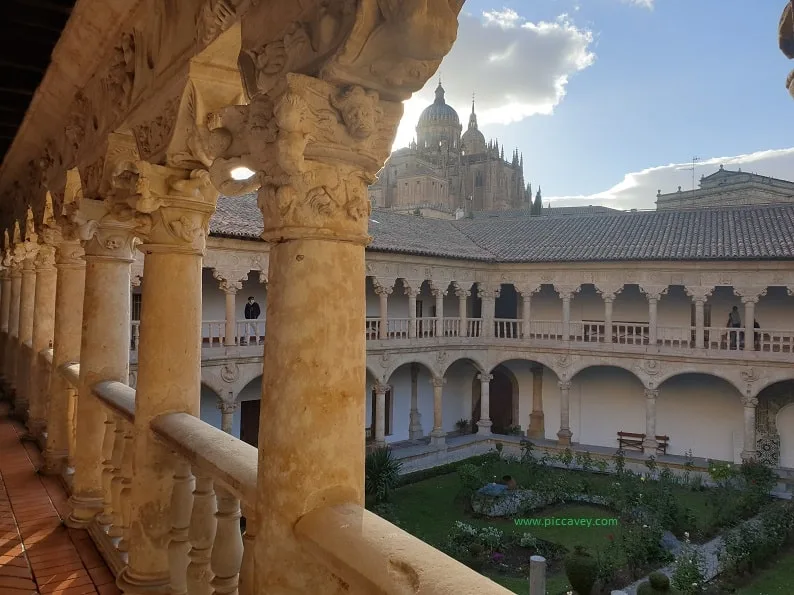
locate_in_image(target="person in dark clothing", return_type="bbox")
[754,319,761,351]
[243,296,261,345]
[727,306,742,349]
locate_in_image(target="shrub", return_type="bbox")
[739,458,777,493]
[559,447,574,468]
[494,441,504,455]
[594,458,609,474]
[455,418,471,433]
[671,534,706,594]
[446,521,504,561]
[365,446,402,505]
[576,450,594,473]
[613,449,626,475]
[457,464,483,494]
[519,532,538,549]
[637,572,671,594]
[595,535,621,588]
[520,440,535,465]
[564,545,598,595]
[621,522,670,579]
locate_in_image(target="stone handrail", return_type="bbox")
[39,348,54,366]
[59,362,80,387]
[294,502,513,594]
[150,411,258,507]
[92,381,135,422]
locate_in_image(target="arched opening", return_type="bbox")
[755,379,794,468]
[471,364,518,435]
[198,383,241,437]
[372,361,435,443]
[568,365,645,448]
[657,372,743,461]
[237,375,262,447]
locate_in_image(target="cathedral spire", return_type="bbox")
[434,80,446,105]
[468,93,479,130]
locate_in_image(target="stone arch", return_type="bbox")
[755,379,794,468]
[379,353,437,382]
[655,368,743,397]
[749,373,794,400]
[568,360,646,388]
[439,354,487,377]
[472,364,519,434]
[485,351,559,378]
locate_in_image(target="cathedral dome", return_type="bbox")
[461,100,486,154]
[417,82,460,127]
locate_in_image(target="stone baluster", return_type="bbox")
[373,382,390,446]
[27,240,57,440]
[15,237,39,420]
[528,365,545,439]
[477,373,493,435]
[431,281,446,337]
[115,161,219,594]
[169,460,195,595]
[96,414,118,529]
[741,395,758,461]
[430,376,446,447]
[408,363,423,439]
[213,3,462,582]
[403,280,420,339]
[0,264,11,377]
[5,254,22,391]
[67,194,141,528]
[736,287,767,352]
[454,282,469,337]
[108,417,127,543]
[43,237,85,475]
[685,286,713,348]
[238,505,256,595]
[643,389,659,453]
[117,421,135,556]
[557,380,573,445]
[211,487,244,595]
[186,472,217,595]
[373,281,392,340]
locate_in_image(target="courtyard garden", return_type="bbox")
[364,442,794,594]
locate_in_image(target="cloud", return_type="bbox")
[624,0,654,8]
[393,9,596,148]
[546,148,794,210]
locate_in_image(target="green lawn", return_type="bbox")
[734,549,794,594]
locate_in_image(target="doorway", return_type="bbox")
[240,400,260,447]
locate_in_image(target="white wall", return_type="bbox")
[201,270,268,322]
[199,384,242,439]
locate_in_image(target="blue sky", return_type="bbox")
[393,1,794,209]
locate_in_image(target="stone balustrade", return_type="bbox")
[41,334,511,595]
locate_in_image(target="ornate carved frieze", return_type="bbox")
[685,286,714,303]
[735,286,768,303]
[594,282,624,302]
[639,284,669,301]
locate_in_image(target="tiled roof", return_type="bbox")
[209,195,794,263]
[471,205,618,218]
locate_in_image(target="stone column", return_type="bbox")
[478,283,499,339]
[373,382,389,446]
[408,363,423,439]
[686,287,712,348]
[737,287,766,352]
[477,373,493,435]
[27,242,58,439]
[68,204,140,528]
[603,294,614,344]
[647,296,659,345]
[117,164,218,594]
[218,400,238,434]
[528,365,545,439]
[431,282,446,337]
[42,238,85,475]
[374,282,391,340]
[557,381,572,446]
[520,292,531,338]
[430,376,446,447]
[741,395,758,461]
[220,6,462,581]
[5,259,22,391]
[15,243,39,418]
[223,283,240,347]
[643,388,659,453]
[555,285,578,342]
[404,281,419,339]
[455,283,469,337]
[0,266,11,377]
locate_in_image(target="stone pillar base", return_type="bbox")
[642,439,658,454]
[741,449,757,462]
[41,449,68,476]
[116,565,170,595]
[556,428,572,446]
[65,495,103,528]
[409,410,423,439]
[429,429,446,448]
[476,419,493,436]
[528,411,545,439]
[26,417,46,440]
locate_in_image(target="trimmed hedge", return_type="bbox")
[396,453,499,487]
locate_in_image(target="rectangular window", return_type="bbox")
[131,293,142,321]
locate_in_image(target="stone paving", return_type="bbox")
[0,402,119,595]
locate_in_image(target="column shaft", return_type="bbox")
[0,271,10,376]
[604,298,613,344]
[5,268,21,390]
[15,260,37,416]
[744,300,756,352]
[695,300,705,348]
[648,298,658,346]
[408,364,423,439]
[68,246,132,526]
[378,289,389,339]
[224,289,237,347]
[434,292,444,337]
[521,295,531,338]
[643,389,658,452]
[374,384,387,446]
[407,292,417,338]
[562,296,571,341]
[557,381,572,445]
[477,373,492,435]
[429,377,445,446]
[28,249,57,438]
[458,293,468,337]
[741,403,757,461]
[528,366,545,439]
[43,242,85,475]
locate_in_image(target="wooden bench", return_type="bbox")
[617,431,670,455]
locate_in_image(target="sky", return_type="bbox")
[392,0,794,210]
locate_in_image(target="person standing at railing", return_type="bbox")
[244,296,261,346]
[727,306,742,350]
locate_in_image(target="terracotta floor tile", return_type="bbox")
[0,576,37,590]
[95,585,120,595]
[0,554,29,568]
[48,585,97,595]
[84,568,113,588]
[39,574,92,594]
[0,566,32,580]
[33,563,88,579]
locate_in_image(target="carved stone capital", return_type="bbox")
[742,395,759,408]
[55,240,85,268]
[645,388,659,400]
[430,376,446,389]
[402,279,422,298]
[640,284,669,302]
[685,285,714,303]
[110,161,219,254]
[454,286,471,299]
[213,267,247,294]
[373,382,391,395]
[430,281,448,298]
[558,381,572,392]
[217,400,239,415]
[372,278,394,296]
[34,244,57,271]
[595,283,623,302]
[735,287,767,304]
[477,282,501,300]
[515,283,541,298]
[554,284,580,300]
[477,373,493,383]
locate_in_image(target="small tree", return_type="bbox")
[365,446,402,505]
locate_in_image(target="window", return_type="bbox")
[131,293,142,321]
